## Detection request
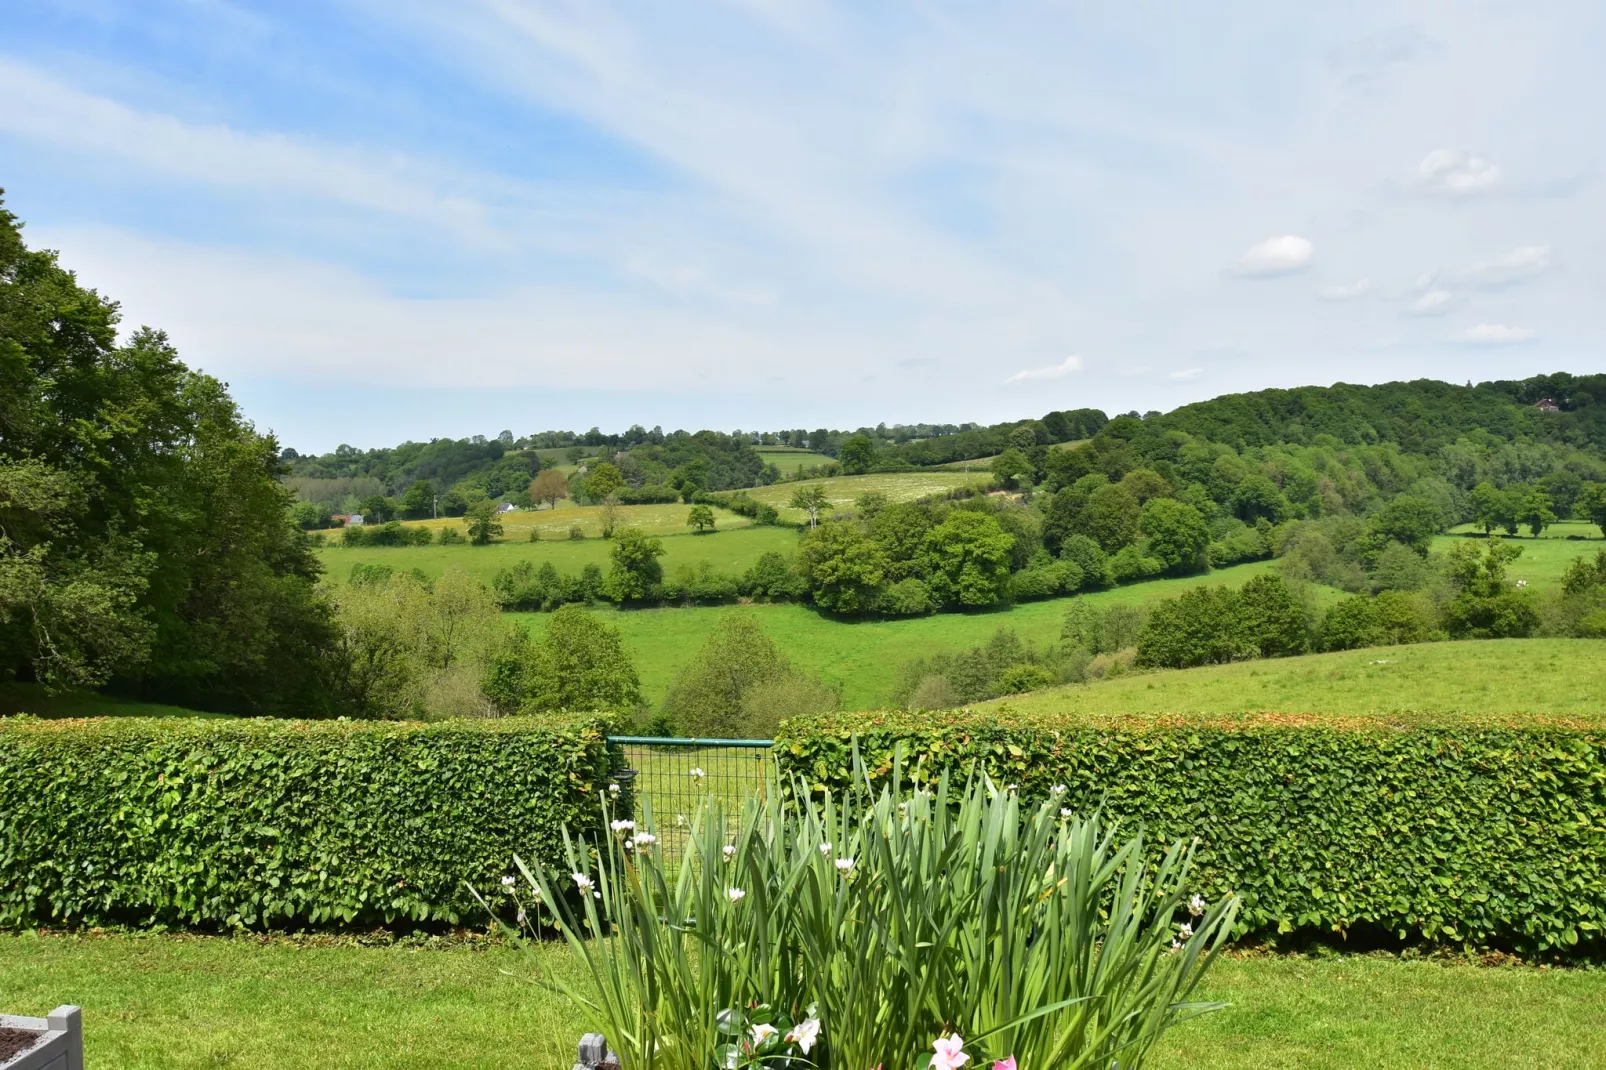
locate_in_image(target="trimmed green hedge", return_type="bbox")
[0,714,619,930]
[775,711,1606,954]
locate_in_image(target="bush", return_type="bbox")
[1108,544,1164,584]
[1322,591,1435,651]
[1058,534,1110,586]
[0,714,618,930]
[1237,574,1310,657]
[1009,560,1082,601]
[1136,586,1252,668]
[437,527,465,545]
[776,711,1606,954]
[877,577,936,616]
[568,525,584,540]
[740,551,807,601]
[662,562,741,605]
[342,521,432,547]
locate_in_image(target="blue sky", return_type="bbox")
[2,1,1601,452]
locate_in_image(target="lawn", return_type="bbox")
[518,558,1291,710]
[745,471,992,523]
[975,638,1606,722]
[0,934,1599,1069]
[316,524,800,588]
[754,447,834,474]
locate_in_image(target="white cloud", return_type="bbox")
[1458,244,1551,289]
[1407,290,1456,316]
[1413,149,1501,196]
[1005,355,1083,383]
[1169,367,1204,380]
[1457,323,1537,345]
[1318,279,1371,301]
[0,58,489,234]
[1234,235,1314,277]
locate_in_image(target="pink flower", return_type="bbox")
[993,1059,1016,1070]
[931,1034,969,1070]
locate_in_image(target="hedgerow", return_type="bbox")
[775,710,1606,954]
[0,714,620,931]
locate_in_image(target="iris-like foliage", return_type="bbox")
[496,763,1237,1070]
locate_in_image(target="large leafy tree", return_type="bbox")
[798,518,888,614]
[0,195,337,712]
[920,510,1014,608]
[1138,497,1210,575]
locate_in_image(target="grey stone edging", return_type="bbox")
[0,1006,83,1070]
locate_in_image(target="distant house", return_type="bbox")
[494,502,516,514]
[1534,398,1561,413]
[346,514,365,525]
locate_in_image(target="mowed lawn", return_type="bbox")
[316,525,800,587]
[976,638,1606,721]
[0,934,1600,1069]
[517,559,1291,709]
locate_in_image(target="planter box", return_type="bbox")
[0,1007,82,1070]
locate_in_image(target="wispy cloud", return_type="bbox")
[1169,367,1204,380]
[1318,279,1371,301]
[1408,290,1456,316]
[1458,245,1550,289]
[1234,235,1314,277]
[1005,355,1083,383]
[1457,323,1536,345]
[1412,149,1500,196]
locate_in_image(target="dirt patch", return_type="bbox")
[0,1026,44,1062]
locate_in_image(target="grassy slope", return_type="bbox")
[0,935,1598,1070]
[975,638,1606,722]
[518,559,1289,710]
[746,471,991,523]
[316,524,800,587]
[1435,528,1601,591]
[754,448,833,474]
[316,501,752,542]
[0,685,218,720]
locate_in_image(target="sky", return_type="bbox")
[2,0,1602,453]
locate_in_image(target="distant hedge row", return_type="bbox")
[775,711,1606,954]
[0,715,620,930]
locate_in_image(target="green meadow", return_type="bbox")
[744,470,991,523]
[754,447,834,474]
[0,934,1598,1070]
[517,558,1292,709]
[976,638,1606,722]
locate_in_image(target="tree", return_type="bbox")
[465,500,503,545]
[661,613,792,737]
[1364,495,1441,557]
[1138,498,1210,575]
[359,494,395,523]
[1440,539,1538,639]
[798,519,889,614]
[1082,483,1141,553]
[990,448,1035,490]
[529,469,569,510]
[1514,487,1556,537]
[838,434,877,475]
[585,461,625,502]
[522,605,641,713]
[1236,574,1310,657]
[1230,475,1290,524]
[291,499,332,530]
[920,510,1014,608]
[1469,482,1517,536]
[789,484,832,528]
[1136,586,1251,668]
[604,527,665,602]
[599,493,621,539]
[687,504,716,532]
[1577,483,1606,537]
[440,488,470,517]
[871,503,936,581]
[399,479,434,519]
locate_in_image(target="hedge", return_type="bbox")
[0,714,620,931]
[775,710,1606,954]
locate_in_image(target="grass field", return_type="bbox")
[975,638,1606,722]
[318,501,752,542]
[1432,530,1601,591]
[518,558,1291,709]
[754,447,834,474]
[0,685,219,720]
[744,471,992,523]
[0,934,1598,1069]
[316,524,800,587]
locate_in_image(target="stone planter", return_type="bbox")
[0,1007,82,1070]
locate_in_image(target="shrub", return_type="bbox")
[662,562,741,605]
[995,662,1055,694]
[1061,600,1146,655]
[503,770,1237,1070]
[776,711,1606,954]
[1108,544,1164,584]
[437,527,465,545]
[342,521,432,547]
[0,714,618,930]
[740,551,806,601]
[662,615,797,738]
[1058,534,1110,586]
[1009,560,1082,601]
[568,525,585,540]
[1136,586,1251,668]
[1236,574,1310,657]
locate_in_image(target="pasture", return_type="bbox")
[0,934,1598,1070]
[975,638,1606,721]
[518,558,1292,709]
[319,501,751,542]
[1433,529,1602,591]
[754,447,834,474]
[744,470,993,522]
[315,523,798,587]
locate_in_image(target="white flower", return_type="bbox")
[1516,579,1529,588]
[1004,783,1018,793]
[608,782,621,795]
[516,909,526,924]
[727,887,746,904]
[500,874,515,888]
[593,890,601,899]
[1060,808,1073,818]
[835,857,854,873]
[1178,922,1194,941]
[930,1033,969,1070]
[676,814,688,827]
[572,872,594,890]
[634,832,656,847]
[1171,938,1182,951]
[1051,784,1067,795]
[689,767,707,780]
[1189,894,1206,916]
[722,844,737,861]
[819,842,832,856]
[787,1017,822,1054]
[750,1023,779,1045]
[623,838,635,850]
[610,819,636,833]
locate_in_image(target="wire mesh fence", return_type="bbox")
[609,736,775,858]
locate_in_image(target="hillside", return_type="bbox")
[973,639,1606,722]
